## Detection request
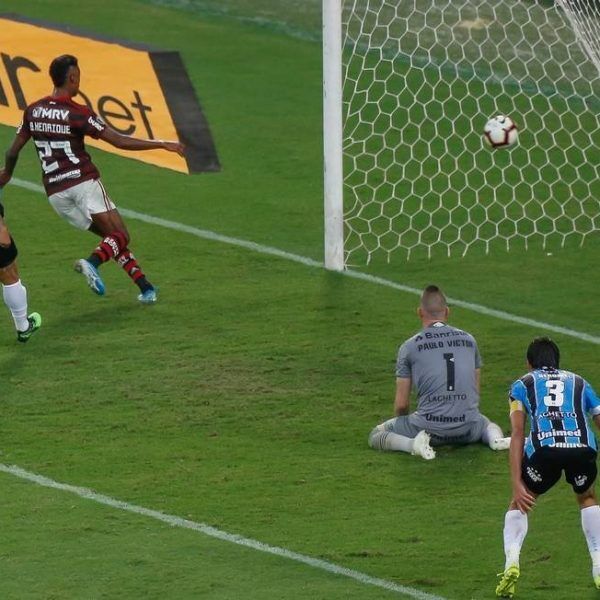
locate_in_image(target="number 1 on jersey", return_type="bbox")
[443,353,455,391]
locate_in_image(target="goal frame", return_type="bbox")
[322,0,345,271]
[322,0,600,269]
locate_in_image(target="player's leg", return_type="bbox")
[577,488,600,589]
[496,506,526,599]
[368,416,435,460]
[52,180,156,300]
[496,451,552,598]
[569,450,600,589]
[0,223,41,342]
[48,182,110,296]
[478,414,511,451]
[84,182,156,302]
[113,247,157,303]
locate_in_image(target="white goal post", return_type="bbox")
[323,0,600,270]
[323,0,345,271]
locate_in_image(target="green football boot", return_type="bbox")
[17,312,42,343]
[496,565,520,598]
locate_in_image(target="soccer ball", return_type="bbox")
[483,115,518,148]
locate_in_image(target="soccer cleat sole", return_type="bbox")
[74,259,105,296]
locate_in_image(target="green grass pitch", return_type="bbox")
[1,1,600,598]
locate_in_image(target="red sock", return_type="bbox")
[114,248,151,291]
[91,231,128,265]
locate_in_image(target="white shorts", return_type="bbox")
[48,179,116,230]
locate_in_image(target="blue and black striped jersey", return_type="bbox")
[510,367,600,457]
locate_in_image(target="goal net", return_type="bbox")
[324,0,600,266]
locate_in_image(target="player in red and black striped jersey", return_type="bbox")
[0,54,184,304]
[16,94,105,197]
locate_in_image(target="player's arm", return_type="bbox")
[0,134,30,187]
[584,381,600,431]
[475,367,481,393]
[509,402,536,514]
[100,126,185,156]
[394,377,411,416]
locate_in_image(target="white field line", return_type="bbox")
[11,177,600,345]
[0,463,447,600]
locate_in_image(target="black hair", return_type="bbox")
[49,55,78,87]
[423,284,442,295]
[526,336,560,369]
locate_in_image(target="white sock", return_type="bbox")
[3,280,29,332]
[581,505,600,577]
[503,509,528,569]
[368,427,414,453]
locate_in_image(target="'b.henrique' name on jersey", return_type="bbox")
[16,96,107,195]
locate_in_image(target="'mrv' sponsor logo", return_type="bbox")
[32,107,69,120]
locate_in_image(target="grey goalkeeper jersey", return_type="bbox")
[396,321,482,431]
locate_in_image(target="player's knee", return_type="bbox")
[111,229,129,248]
[119,229,130,246]
[0,236,18,269]
[577,486,598,507]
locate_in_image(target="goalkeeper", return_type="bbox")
[368,284,509,460]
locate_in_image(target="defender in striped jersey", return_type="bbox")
[0,54,184,304]
[496,337,600,598]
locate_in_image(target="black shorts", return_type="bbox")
[522,447,598,495]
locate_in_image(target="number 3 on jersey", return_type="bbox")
[34,140,80,174]
[543,380,565,407]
